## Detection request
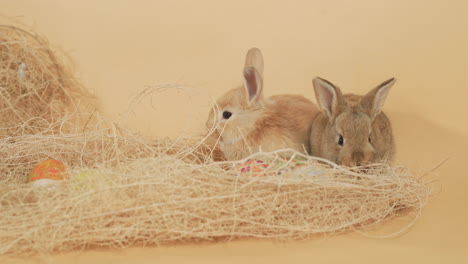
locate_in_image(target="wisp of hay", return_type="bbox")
[0,25,432,257]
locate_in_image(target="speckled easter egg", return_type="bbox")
[28,159,69,183]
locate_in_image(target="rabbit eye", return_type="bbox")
[338,135,344,146]
[222,111,232,119]
[368,137,372,143]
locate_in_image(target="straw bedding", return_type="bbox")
[0,24,95,137]
[0,25,431,256]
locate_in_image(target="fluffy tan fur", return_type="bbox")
[206,48,319,161]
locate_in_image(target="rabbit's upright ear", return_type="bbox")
[243,48,264,104]
[361,78,396,120]
[313,77,342,120]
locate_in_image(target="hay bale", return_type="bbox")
[0,25,95,136]
[0,25,432,257]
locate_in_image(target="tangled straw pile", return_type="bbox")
[0,25,431,256]
[0,24,95,136]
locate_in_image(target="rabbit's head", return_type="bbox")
[311,77,396,166]
[205,48,266,151]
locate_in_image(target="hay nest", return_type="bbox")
[0,25,432,256]
[0,132,431,256]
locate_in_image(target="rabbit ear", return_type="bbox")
[361,78,396,120]
[243,48,264,103]
[244,47,264,76]
[313,77,341,120]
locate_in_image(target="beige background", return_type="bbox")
[2,0,468,263]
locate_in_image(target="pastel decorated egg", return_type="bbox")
[30,179,59,188]
[28,159,69,184]
[238,159,269,176]
[72,170,101,189]
[238,157,312,176]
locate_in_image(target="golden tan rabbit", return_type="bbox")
[310,77,396,166]
[205,48,319,161]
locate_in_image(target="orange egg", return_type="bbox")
[28,159,69,183]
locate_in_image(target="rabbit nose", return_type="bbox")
[340,157,354,167]
[352,152,364,163]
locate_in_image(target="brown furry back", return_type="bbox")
[251,94,319,154]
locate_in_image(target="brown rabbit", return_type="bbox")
[310,77,396,166]
[205,48,319,161]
